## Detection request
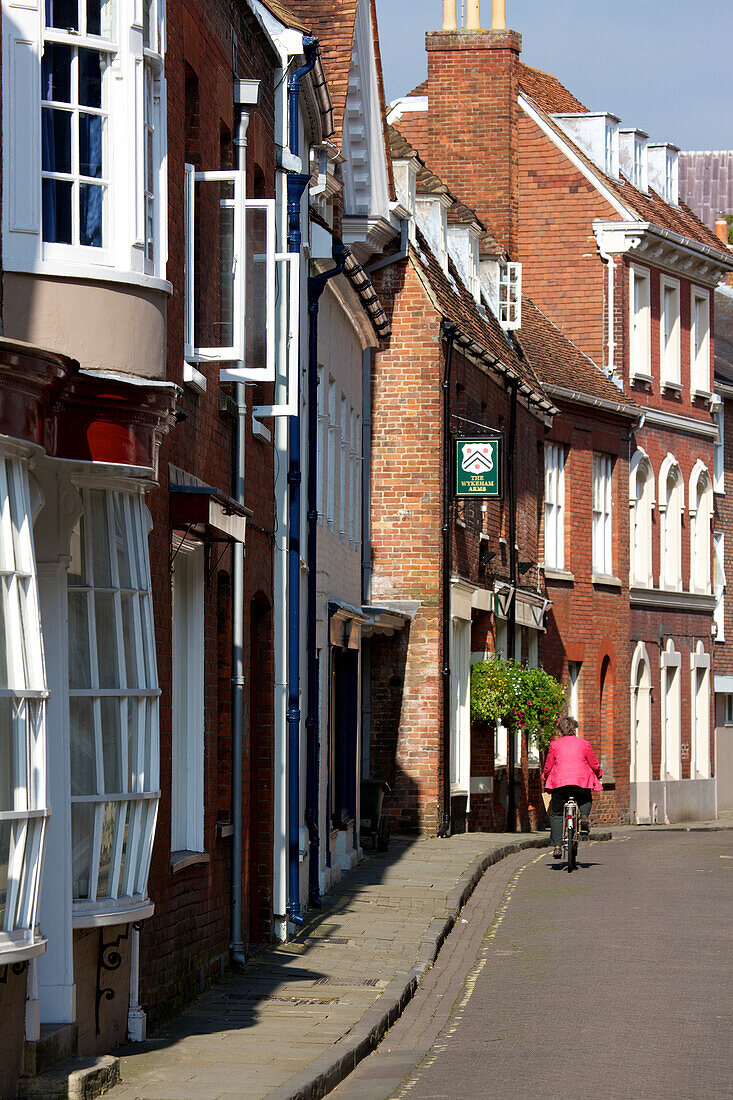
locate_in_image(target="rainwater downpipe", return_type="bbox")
[286,36,319,926]
[505,376,519,833]
[438,320,457,838]
[230,103,252,967]
[597,236,616,377]
[305,245,349,907]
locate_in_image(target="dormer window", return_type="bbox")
[552,112,620,179]
[619,129,649,191]
[648,143,679,204]
[415,191,451,274]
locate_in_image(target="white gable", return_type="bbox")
[341,0,390,220]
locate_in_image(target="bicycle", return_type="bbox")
[562,794,580,872]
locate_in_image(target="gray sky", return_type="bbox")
[374,0,732,151]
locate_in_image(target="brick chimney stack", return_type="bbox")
[715,216,730,246]
[426,0,521,256]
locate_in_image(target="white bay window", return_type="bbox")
[3,0,167,278]
[0,453,49,961]
[67,486,159,923]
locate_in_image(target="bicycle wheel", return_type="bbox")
[567,824,576,872]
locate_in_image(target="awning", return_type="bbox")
[361,600,420,638]
[169,483,251,544]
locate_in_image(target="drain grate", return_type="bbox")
[226,993,339,1006]
[312,976,380,987]
[302,936,350,945]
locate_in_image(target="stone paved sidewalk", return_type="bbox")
[105,832,551,1100]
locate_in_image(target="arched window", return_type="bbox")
[658,455,683,591]
[660,639,681,781]
[630,642,652,822]
[689,462,712,594]
[629,449,654,587]
[599,655,614,781]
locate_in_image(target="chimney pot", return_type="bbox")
[715,216,729,245]
[492,0,506,29]
[442,0,457,30]
[466,0,481,29]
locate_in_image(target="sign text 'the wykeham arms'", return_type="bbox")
[454,438,502,498]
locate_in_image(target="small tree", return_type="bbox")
[470,655,566,755]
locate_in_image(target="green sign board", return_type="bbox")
[454,437,502,498]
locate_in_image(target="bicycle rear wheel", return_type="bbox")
[567,824,576,872]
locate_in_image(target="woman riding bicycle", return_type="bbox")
[542,715,603,859]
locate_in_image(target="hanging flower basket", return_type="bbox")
[470,656,567,755]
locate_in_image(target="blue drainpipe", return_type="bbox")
[286,36,319,925]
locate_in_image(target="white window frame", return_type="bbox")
[339,394,348,541]
[316,364,326,524]
[171,543,205,855]
[4,0,167,281]
[690,642,711,780]
[183,167,275,377]
[450,617,471,799]
[544,443,565,570]
[714,531,725,642]
[326,377,337,531]
[725,694,733,726]
[690,287,711,398]
[713,403,724,494]
[658,455,683,591]
[629,264,651,382]
[592,453,613,577]
[67,484,159,926]
[660,639,681,781]
[660,275,681,391]
[499,262,522,330]
[349,407,356,549]
[629,449,654,588]
[0,451,49,962]
[689,461,712,594]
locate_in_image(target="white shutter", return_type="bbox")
[253,251,301,417]
[3,0,43,264]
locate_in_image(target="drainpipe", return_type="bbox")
[505,376,519,833]
[305,244,349,907]
[286,36,319,926]
[596,234,617,378]
[439,320,457,838]
[230,102,252,968]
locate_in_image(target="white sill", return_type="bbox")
[630,371,653,386]
[661,379,683,394]
[691,389,712,402]
[170,850,210,874]
[7,257,172,296]
[72,898,155,929]
[183,362,207,393]
[592,573,622,588]
[543,567,575,582]
[0,935,47,965]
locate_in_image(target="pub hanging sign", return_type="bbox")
[454,436,502,498]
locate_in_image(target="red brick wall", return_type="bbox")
[425,29,521,257]
[141,0,277,1025]
[517,113,617,368]
[714,398,733,675]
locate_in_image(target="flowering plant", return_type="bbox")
[470,656,567,753]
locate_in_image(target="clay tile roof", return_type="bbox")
[518,63,588,114]
[447,202,485,230]
[517,299,636,411]
[416,163,452,197]
[286,0,359,145]
[412,229,552,413]
[387,124,418,162]
[258,0,309,34]
[408,78,428,97]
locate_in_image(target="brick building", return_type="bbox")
[387,0,733,825]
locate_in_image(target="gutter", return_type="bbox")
[542,383,640,422]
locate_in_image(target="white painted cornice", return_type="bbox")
[630,587,716,612]
[387,96,429,125]
[341,215,397,262]
[594,221,733,286]
[639,406,718,439]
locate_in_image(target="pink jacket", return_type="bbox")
[542,735,603,792]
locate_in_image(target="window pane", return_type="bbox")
[0,697,14,812]
[0,819,9,929]
[100,697,121,793]
[42,179,73,245]
[41,44,72,103]
[71,802,94,899]
[112,495,131,589]
[121,595,138,688]
[95,592,119,687]
[42,107,72,175]
[79,113,103,178]
[70,697,96,795]
[68,591,91,689]
[80,183,103,248]
[245,206,268,373]
[117,801,131,896]
[46,0,79,30]
[68,517,86,586]
[79,49,104,109]
[126,697,140,791]
[0,581,9,689]
[96,800,117,898]
[89,491,111,586]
